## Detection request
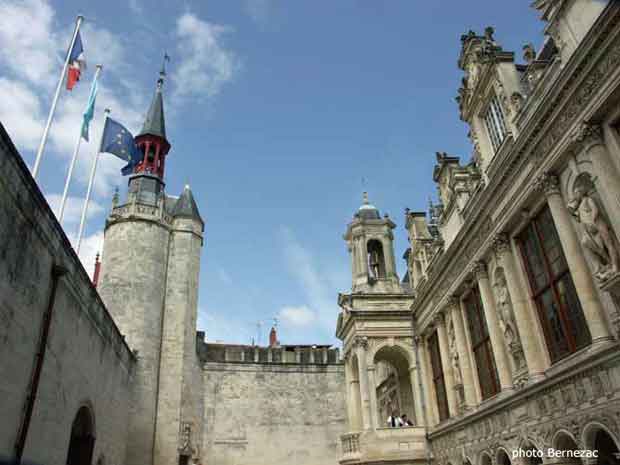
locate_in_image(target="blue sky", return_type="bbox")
[0,0,543,346]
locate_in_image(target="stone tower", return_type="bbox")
[336,193,424,464]
[344,192,401,294]
[97,70,205,465]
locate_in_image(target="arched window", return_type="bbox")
[66,406,96,465]
[481,453,493,465]
[497,449,511,465]
[373,346,415,427]
[584,426,620,465]
[553,432,581,465]
[520,441,543,465]
[367,240,386,279]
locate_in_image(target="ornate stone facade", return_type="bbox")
[337,2,620,465]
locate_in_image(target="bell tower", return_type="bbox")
[98,65,205,465]
[336,193,423,460]
[134,69,170,178]
[344,192,401,293]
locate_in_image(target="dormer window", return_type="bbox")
[483,94,507,153]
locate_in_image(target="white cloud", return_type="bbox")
[198,307,254,344]
[76,230,104,277]
[0,78,44,151]
[0,0,147,199]
[279,305,316,327]
[46,194,104,225]
[280,227,342,336]
[173,12,240,101]
[0,0,58,86]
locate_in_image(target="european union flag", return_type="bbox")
[100,118,142,176]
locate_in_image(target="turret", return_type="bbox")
[97,65,205,465]
[344,192,401,294]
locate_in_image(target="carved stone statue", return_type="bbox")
[523,43,536,63]
[369,250,381,279]
[494,271,517,348]
[569,174,619,281]
[494,269,525,370]
[510,92,524,114]
[448,321,463,386]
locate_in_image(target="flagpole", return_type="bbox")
[58,64,102,224]
[76,108,109,255]
[32,14,84,181]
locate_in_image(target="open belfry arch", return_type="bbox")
[337,193,426,465]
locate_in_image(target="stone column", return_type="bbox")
[419,336,439,426]
[435,313,457,417]
[409,359,425,426]
[492,234,548,378]
[381,236,397,280]
[354,337,372,430]
[345,355,360,431]
[458,298,483,403]
[367,364,379,429]
[573,124,620,241]
[448,296,477,409]
[535,173,613,344]
[473,261,514,391]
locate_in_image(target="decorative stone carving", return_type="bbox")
[510,92,524,114]
[493,268,525,371]
[567,173,619,281]
[472,261,488,280]
[571,123,604,151]
[447,318,463,387]
[353,336,369,350]
[491,233,511,257]
[534,172,560,196]
[523,43,536,63]
[179,422,197,457]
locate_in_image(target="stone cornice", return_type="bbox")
[411,2,620,333]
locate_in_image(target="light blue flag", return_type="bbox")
[81,74,98,141]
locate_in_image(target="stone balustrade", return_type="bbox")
[340,427,427,465]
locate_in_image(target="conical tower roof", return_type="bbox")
[172,185,203,223]
[138,75,166,139]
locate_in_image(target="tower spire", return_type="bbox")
[134,56,171,179]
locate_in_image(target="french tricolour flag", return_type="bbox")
[66,31,86,91]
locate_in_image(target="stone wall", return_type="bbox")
[202,358,347,465]
[0,122,135,465]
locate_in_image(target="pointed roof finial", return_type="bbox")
[112,186,120,208]
[158,52,170,90]
[139,57,169,139]
[363,191,369,205]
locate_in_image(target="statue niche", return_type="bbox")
[568,172,620,282]
[367,239,386,281]
[493,268,526,372]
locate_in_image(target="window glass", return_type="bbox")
[428,332,450,421]
[464,288,500,399]
[518,206,592,362]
